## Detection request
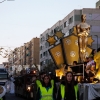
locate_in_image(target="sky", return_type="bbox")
[0,0,98,64]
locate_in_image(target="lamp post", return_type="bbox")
[94,35,98,50]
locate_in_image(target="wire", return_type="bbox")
[92,14,100,20]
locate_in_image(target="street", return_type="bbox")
[5,93,26,100]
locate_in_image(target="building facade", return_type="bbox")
[96,0,100,8]
[40,8,100,70]
[8,37,40,70]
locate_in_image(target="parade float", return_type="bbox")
[46,14,93,79]
[46,14,100,100]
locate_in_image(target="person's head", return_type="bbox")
[85,57,89,62]
[65,71,74,83]
[73,61,77,65]
[91,49,96,55]
[40,72,46,80]
[43,75,50,85]
[81,14,86,22]
[97,47,100,52]
[88,55,93,61]
[32,75,37,82]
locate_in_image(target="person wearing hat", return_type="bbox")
[0,86,6,100]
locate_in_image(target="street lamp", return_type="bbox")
[94,35,98,50]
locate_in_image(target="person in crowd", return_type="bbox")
[9,76,15,94]
[5,77,11,93]
[84,57,89,64]
[85,55,96,77]
[36,72,46,87]
[91,49,97,57]
[57,71,79,100]
[36,74,56,100]
[5,75,15,94]
[31,75,37,100]
[73,61,78,66]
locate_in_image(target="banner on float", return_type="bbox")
[62,35,79,65]
[49,43,65,68]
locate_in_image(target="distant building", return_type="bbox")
[40,8,100,70]
[96,0,100,8]
[8,37,40,69]
[0,64,4,68]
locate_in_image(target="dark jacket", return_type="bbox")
[57,81,79,100]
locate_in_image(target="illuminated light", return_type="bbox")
[27,86,31,91]
[67,67,72,71]
[60,75,62,79]
[77,76,83,83]
[33,71,36,73]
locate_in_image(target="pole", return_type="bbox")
[94,35,98,50]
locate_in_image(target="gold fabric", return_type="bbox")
[62,35,79,65]
[49,44,65,68]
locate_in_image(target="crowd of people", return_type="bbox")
[33,71,79,100]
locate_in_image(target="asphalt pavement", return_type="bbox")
[5,93,26,100]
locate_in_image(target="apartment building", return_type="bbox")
[40,6,100,70]
[96,0,100,8]
[8,37,40,69]
[8,50,14,66]
[30,37,40,66]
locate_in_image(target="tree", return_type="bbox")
[43,62,57,74]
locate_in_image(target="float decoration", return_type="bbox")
[47,14,94,79]
[46,35,57,46]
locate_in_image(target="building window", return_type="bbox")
[54,27,59,33]
[74,15,81,21]
[59,25,63,31]
[64,22,66,28]
[90,25,92,31]
[64,21,68,28]
[46,33,48,39]
[65,31,69,36]
[40,46,42,50]
[45,51,48,56]
[40,62,42,66]
[41,38,42,42]
[54,26,63,33]
[89,13,92,17]
[26,47,28,50]
[45,42,49,48]
[50,30,54,35]
[43,52,45,56]
[26,52,30,56]
[46,59,48,64]
[42,36,45,41]
[48,59,52,64]
[69,28,73,34]
[69,16,73,24]
[40,54,42,58]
